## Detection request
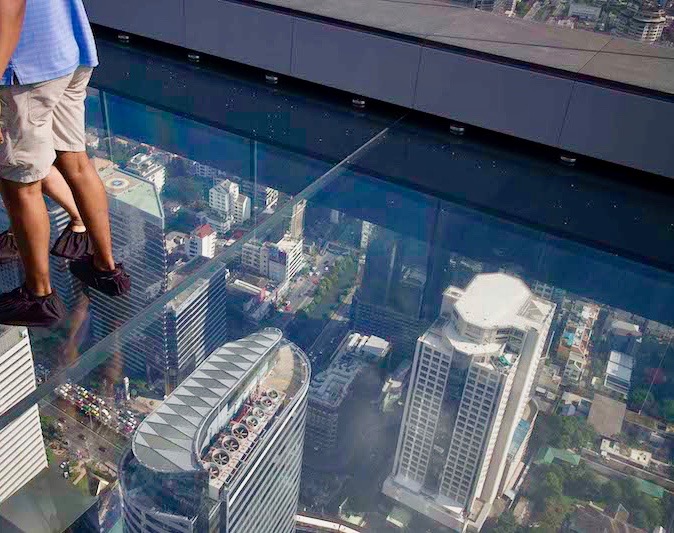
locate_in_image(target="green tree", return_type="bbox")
[535,496,571,532]
[600,479,623,503]
[628,388,653,410]
[487,511,519,533]
[543,472,564,499]
[163,176,204,205]
[661,399,674,422]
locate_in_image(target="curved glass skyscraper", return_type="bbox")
[119,328,310,532]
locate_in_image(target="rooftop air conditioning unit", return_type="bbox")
[231,423,249,440]
[206,463,221,480]
[245,416,261,429]
[212,449,230,466]
[222,436,240,452]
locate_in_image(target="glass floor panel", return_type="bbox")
[0,36,673,533]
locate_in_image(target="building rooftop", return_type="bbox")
[606,351,634,384]
[310,333,390,409]
[193,224,215,239]
[534,446,581,466]
[275,235,303,252]
[132,328,283,473]
[568,504,646,533]
[454,273,531,328]
[93,159,163,220]
[609,320,641,337]
[453,273,554,331]
[202,341,309,490]
[588,394,627,437]
[126,152,164,176]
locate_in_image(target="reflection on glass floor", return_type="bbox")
[1,38,674,533]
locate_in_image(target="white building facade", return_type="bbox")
[242,236,304,284]
[126,152,166,192]
[0,326,48,503]
[209,180,251,229]
[383,274,554,531]
[187,224,216,259]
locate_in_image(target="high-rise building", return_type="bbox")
[126,152,166,192]
[0,326,48,503]
[617,0,666,42]
[160,268,229,393]
[233,194,251,225]
[209,179,240,215]
[289,199,306,240]
[354,209,455,363]
[383,274,554,531]
[306,333,390,454]
[120,328,310,533]
[89,158,168,380]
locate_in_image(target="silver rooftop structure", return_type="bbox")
[132,328,283,474]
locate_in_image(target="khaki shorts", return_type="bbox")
[0,67,93,184]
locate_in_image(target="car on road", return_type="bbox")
[78,433,86,441]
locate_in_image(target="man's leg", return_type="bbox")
[54,152,114,271]
[0,179,52,296]
[52,67,115,272]
[42,166,85,229]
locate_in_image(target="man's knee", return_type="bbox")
[2,179,43,201]
[56,151,90,180]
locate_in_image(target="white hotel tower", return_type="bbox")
[383,273,554,531]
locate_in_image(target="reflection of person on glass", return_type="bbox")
[0,0,130,327]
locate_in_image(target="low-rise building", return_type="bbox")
[126,152,166,192]
[242,235,304,284]
[558,301,600,383]
[568,2,602,20]
[564,350,587,382]
[564,503,648,532]
[165,231,188,254]
[604,350,634,396]
[186,224,216,259]
[306,333,390,454]
[600,439,653,468]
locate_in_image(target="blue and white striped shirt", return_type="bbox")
[1,0,98,86]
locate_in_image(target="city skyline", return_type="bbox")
[1,81,672,533]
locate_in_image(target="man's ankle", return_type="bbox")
[70,218,86,232]
[25,282,52,298]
